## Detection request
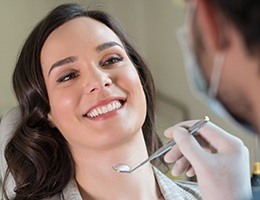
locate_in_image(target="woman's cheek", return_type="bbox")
[49,90,77,118]
[120,67,143,89]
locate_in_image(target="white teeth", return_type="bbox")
[107,103,112,111]
[87,100,122,118]
[102,107,108,113]
[97,108,102,115]
[93,109,98,116]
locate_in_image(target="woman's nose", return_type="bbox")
[84,68,112,94]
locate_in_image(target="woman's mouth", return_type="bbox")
[85,100,124,118]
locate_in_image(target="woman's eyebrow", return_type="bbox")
[96,41,123,52]
[48,42,122,76]
[48,56,78,76]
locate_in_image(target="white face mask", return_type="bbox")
[176,25,254,134]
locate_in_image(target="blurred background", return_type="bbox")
[0,0,255,188]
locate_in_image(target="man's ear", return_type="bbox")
[196,0,229,52]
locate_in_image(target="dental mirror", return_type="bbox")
[113,116,209,174]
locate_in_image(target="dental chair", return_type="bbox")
[0,107,21,198]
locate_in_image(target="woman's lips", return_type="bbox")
[83,99,126,118]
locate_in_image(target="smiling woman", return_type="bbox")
[2,3,201,199]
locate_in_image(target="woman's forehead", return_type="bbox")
[44,17,122,48]
[40,17,124,70]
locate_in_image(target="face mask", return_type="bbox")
[176,25,254,134]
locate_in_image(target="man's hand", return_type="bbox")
[164,119,252,200]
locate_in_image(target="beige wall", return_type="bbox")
[0,0,255,167]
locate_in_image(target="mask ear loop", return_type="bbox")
[185,0,225,100]
[207,51,226,99]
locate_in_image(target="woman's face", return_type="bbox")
[41,17,146,150]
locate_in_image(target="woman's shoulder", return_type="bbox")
[173,180,201,199]
[43,179,82,200]
[154,167,202,200]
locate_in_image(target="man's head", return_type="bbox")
[186,0,260,133]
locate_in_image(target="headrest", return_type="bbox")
[0,107,21,198]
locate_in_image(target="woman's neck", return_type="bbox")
[77,164,160,200]
[72,132,161,200]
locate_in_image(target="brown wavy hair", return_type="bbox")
[3,3,164,199]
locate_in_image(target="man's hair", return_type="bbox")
[209,0,260,55]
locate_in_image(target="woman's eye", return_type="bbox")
[102,56,123,66]
[57,72,79,83]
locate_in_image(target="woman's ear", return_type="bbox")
[196,0,229,52]
[47,113,56,128]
